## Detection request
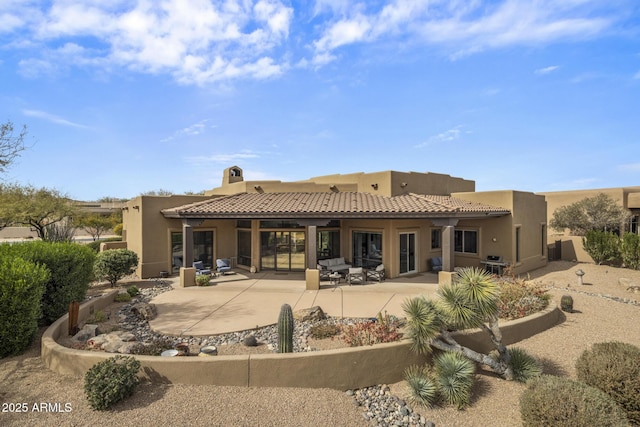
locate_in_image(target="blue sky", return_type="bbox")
[1,0,639,201]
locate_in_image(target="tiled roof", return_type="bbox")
[161,192,510,219]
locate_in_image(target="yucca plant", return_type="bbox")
[504,347,542,383]
[405,365,437,407]
[434,352,475,409]
[403,267,541,382]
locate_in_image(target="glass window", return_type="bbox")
[260,220,303,228]
[431,229,441,249]
[171,230,214,273]
[317,230,340,259]
[454,229,477,254]
[516,227,521,262]
[237,220,251,228]
[237,230,251,266]
[352,231,383,268]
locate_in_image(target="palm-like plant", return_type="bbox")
[403,267,539,382]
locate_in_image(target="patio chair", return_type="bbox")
[347,267,365,285]
[367,264,385,282]
[193,261,212,276]
[216,258,232,275]
[430,257,443,273]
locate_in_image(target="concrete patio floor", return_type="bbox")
[148,271,440,336]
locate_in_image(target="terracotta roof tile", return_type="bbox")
[162,192,510,219]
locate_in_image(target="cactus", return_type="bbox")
[560,295,574,312]
[277,303,294,353]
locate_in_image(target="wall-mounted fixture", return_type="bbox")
[329,185,338,191]
[492,237,497,242]
[132,205,140,210]
[400,182,408,188]
[121,207,129,211]
[371,183,378,190]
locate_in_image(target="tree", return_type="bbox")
[403,268,540,407]
[0,183,77,238]
[93,249,139,287]
[76,213,120,241]
[140,189,173,196]
[550,193,630,236]
[0,120,27,175]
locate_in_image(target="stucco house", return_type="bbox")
[539,186,640,263]
[121,166,548,282]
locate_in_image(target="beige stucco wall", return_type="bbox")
[42,290,560,390]
[453,190,547,275]
[539,186,640,263]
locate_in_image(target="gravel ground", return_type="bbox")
[2,261,639,427]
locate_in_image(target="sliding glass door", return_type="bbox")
[399,232,416,274]
[260,231,306,271]
[171,230,214,273]
[352,231,383,268]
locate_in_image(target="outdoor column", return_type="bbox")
[307,225,317,269]
[442,225,455,272]
[182,221,194,269]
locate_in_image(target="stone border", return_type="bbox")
[42,292,561,390]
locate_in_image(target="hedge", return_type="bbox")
[0,255,49,357]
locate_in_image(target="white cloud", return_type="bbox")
[161,119,215,142]
[22,109,89,129]
[311,0,620,64]
[7,0,293,85]
[618,163,640,172]
[535,65,560,74]
[415,126,465,148]
[185,150,261,165]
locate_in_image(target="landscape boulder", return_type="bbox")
[293,306,325,322]
[131,302,157,321]
[71,324,99,343]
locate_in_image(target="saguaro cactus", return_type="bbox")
[277,303,294,353]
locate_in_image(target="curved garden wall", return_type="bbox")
[42,291,561,390]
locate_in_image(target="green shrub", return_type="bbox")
[126,285,140,297]
[86,310,107,324]
[113,223,123,236]
[621,232,640,270]
[93,249,138,287]
[114,292,132,302]
[195,274,211,286]
[309,322,341,339]
[84,355,141,410]
[86,237,122,253]
[0,241,95,324]
[0,256,49,357]
[507,347,542,383]
[576,341,640,425]
[520,375,628,427]
[583,230,620,265]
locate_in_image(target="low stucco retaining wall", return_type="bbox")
[42,292,561,390]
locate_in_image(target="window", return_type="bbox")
[516,226,521,263]
[454,229,478,254]
[352,231,383,268]
[171,230,214,273]
[541,224,546,257]
[431,229,441,249]
[237,230,251,266]
[317,230,340,259]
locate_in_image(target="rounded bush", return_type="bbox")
[0,256,49,357]
[126,285,140,297]
[520,375,628,427]
[84,355,141,410]
[0,241,95,324]
[94,249,139,287]
[576,341,640,425]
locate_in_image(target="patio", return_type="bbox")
[148,271,440,336]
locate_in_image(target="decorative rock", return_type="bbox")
[293,306,325,322]
[131,302,157,321]
[243,335,258,347]
[71,324,99,343]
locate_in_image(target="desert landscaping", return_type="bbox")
[1,260,639,427]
